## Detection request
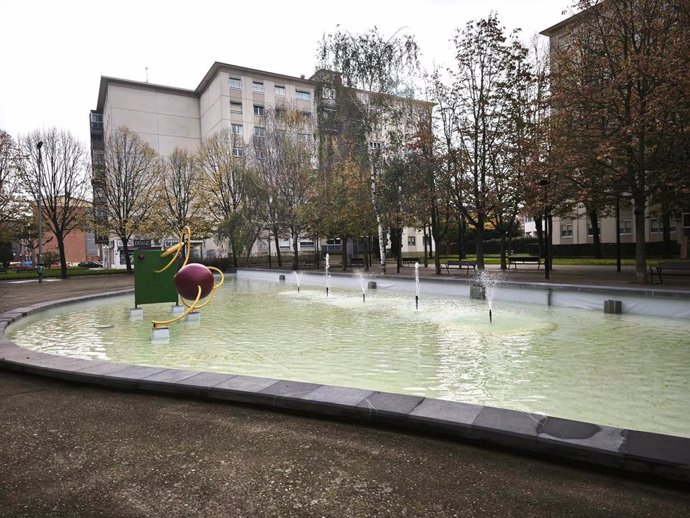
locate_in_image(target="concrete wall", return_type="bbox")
[104,84,201,156]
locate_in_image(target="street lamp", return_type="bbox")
[36,141,44,284]
[539,179,550,280]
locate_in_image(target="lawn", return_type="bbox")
[0,267,129,281]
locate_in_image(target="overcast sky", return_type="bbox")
[0,0,573,144]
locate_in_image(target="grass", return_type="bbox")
[0,268,129,281]
[434,255,674,267]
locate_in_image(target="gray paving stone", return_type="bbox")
[76,362,131,375]
[301,385,373,406]
[215,375,278,393]
[624,430,690,465]
[409,398,484,426]
[537,416,625,451]
[176,371,234,387]
[474,407,545,436]
[357,392,424,415]
[259,380,321,399]
[141,369,200,383]
[107,365,167,380]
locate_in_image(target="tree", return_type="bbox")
[198,128,250,268]
[158,148,208,237]
[552,0,690,282]
[18,128,89,278]
[449,14,529,269]
[0,130,25,239]
[252,107,316,270]
[102,127,160,274]
[317,27,421,273]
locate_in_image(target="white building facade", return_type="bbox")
[91,62,435,265]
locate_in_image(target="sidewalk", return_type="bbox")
[1,274,689,517]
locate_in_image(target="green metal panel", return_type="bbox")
[134,250,179,307]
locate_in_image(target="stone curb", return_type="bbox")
[1,288,688,484]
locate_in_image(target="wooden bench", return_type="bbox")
[508,256,541,269]
[649,262,690,284]
[402,257,421,266]
[442,260,477,276]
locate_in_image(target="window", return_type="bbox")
[560,223,573,238]
[322,87,336,100]
[650,218,676,233]
[232,147,244,157]
[230,101,242,114]
[295,89,311,100]
[275,85,286,96]
[254,126,265,137]
[229,77,241,89]
[369,141,382,150]
[275,108,285,119]
[299,133,312,143]
[252,81,264,93]
[253,105,264,116]
[620,220,632,235]
[231,124,243,136]
[407,236,416,247]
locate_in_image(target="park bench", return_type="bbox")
[349,257,366,268]
[508,255,542,269]
[442,260,477,276]
[402,257,421,267]
[649,262,690,284]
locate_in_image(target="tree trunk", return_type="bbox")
[535,215,544,259]
[272,226,282,268]
[57,235,68,279]
[499,230,507,270]
[588,210,602,259]
[423,225,429,268]
[369,163,386,274]
[662,212,672,259]
[121,238,133,274]
[291,226,299,270]
[475,217,485,269]
[634,200,647,283]
[341,235,348,271]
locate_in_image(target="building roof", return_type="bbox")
[96,76,196,112]
[95,62,433,112]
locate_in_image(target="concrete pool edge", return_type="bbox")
[1,288,688,484]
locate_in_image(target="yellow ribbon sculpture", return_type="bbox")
[152,227,224,328]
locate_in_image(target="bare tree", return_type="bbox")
[18,128,89,278]
[159,148,208,237]
[317,27,421,273]
[252,107,315,270]
[198,127,250,268]
[102,127,160,273]
[0,130,26,240]
[449,14,529,269]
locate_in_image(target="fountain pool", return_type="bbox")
[7,270,690,438]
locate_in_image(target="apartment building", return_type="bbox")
[90,62,434,265]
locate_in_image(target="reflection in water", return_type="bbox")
[7,277,690,438]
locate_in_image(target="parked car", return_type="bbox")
[78,261,103,268]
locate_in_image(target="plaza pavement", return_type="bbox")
[1,271,689,517]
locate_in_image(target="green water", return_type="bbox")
[7,277,690,437]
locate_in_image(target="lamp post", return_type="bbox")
[36,141,44,284]
[539,179,550,280]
